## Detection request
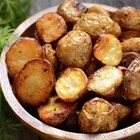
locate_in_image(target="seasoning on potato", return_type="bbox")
[79,97,118,133]
[38,95,77,126]
[57,0,87,24]
[13,59,56,106]
[55,68,88,102]
[36,12,67,43]
[6,37,43,78]
[93,34,122,66]
[56,30,92,69]
[73,12,121,40]
[88,66,123,98]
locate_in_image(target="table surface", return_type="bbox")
[3,0,140,140]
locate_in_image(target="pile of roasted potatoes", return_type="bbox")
[5,0,140,134]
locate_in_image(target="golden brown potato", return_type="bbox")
[123,57,140,101]
[55,68,88,102]
[36,12,67,43]
[87,5,110,17]
[43,44,58,71]
[87,66,123,99]
[13,59,56,106]
[111,102,131,122]
[111,7,140,30]
[121,52,140,67]
[79,97,118,133]
[38,95,77,126]
[122,37,140,53]
[56,30,92,69]
[6,37,43,78]
[57,0,87,24]
[73,13,121,40]
[93,34,122,66]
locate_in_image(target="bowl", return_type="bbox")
[0,3,140,140]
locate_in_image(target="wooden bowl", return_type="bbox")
[0,3,140,140]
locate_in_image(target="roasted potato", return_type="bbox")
[13,59,55,106]
[38,95,77,126]
[57,0,87,24]
[123,57,140,101]
[36,12,67,43]
[43,44,58,71]
[6,37,43,78]
[55,68,88,102]
[122,37,140,53]
[79,97,118,133]
[111,102,131,122]
[73,13,121,40]
[56,30,92,69]
[87,66,123,98]
[93,34,122,66]
[111,7,140,30]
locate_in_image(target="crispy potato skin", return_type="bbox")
[111,7,140,30]
[73,13,121,40]
[56,30,92,69]
[55,68,88,102]
[93,34,122,66]
[122,37,140,53]
[6,37,43,78]
[36,12,67,43]
[79,97,118,133]
[87,66,123,98]
[123,58,140,101]
[38,95,77,126]
[57,0,87,24]
[13,59,55,106]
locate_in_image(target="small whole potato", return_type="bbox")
[56,30,92,69]
[79,97,118,133]
[73,13,121,40]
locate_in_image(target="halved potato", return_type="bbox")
[55,68,88,102]
[13,59,55,106]
[6,37,43,78]
[36,12,67,43]
[79,97,118,133]
[93,34,122,66]
[38,95,77,126]
[87,66,123,98]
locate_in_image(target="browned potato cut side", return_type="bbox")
[6,37,43,78]
[55,68,88,102]
[122,38,140,53]
[73,13,121,40]
[57,0,87,24]
[13,59,55,106]
[36,12,67,43]
[79,97,118,133]
[43,44,58,71]
[93,34,122,66]
[123,57,140,101]
[87,66,123,98]
[56,30,92,69]
[38,95,77,126]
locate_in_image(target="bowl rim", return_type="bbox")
[0,3,140,140]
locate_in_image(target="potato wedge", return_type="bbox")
[73,13,121,40]
[79,97,118,133]
[55,68,88,102]
[6,37,43,78]
[57,0,87,24]
[56,30,92,69]
[93,34,122,66]
[87,66,123,98]
[38,95,77,126]
[13,59,55,106]
[36,12,67,43]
